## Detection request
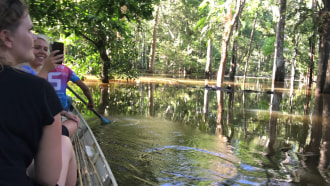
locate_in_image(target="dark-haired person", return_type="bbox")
[0,0,62,185]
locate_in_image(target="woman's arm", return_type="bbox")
[75,80,94,109]
[34,113,62,186]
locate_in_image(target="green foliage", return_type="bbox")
[29,0,158,80]
[262,37,275,56]
[109,37,139,80]
[196,0,225,40]
[27,0,325,81]
[146,0,209,74]
[65,35,102,76]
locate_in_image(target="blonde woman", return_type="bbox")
[21,34,78,186]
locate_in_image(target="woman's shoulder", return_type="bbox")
[4,66,50,89]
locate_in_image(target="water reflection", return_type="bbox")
[203,80,210,122]
[267,82,283,158]
[97,84,109,115]
[149,84,155,117]
[72,78,330,185]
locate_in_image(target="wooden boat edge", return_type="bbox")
[72,106,118,186]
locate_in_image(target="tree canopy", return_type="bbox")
[27,0,329,87]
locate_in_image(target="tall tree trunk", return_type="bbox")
[99,46,110,83]
[317,2,330,165]
[308,34,316,87]
[289,34,299,114]
[205,39,213,78]
[290,0,300,112]
[138,31,143,69]
[229,20,239,80]
[272,0,287,83]
[217,0,245,88]
[149,6,159,73]
[307,0,317,88]
[243,5,258,89]
[307,0,330,154]
[144,23,148,70]
[315,1,330,95]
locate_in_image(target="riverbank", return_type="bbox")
[83,74,212,86]
[83,74,275,87]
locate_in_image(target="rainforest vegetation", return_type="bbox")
[28,0,329,90]
[27,2,330,184]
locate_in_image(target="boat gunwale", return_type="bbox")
[73,106,118,186]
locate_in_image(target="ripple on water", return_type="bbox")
[148,145,239,185]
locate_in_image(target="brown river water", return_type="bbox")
[72,76,330,186]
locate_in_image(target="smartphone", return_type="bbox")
[51,42,64,64]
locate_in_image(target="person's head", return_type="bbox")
[0,0,35,66]
[30,34,50,68]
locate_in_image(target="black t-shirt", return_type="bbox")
[0,66,63,185]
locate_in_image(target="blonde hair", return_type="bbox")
[35,34,50,53]
[35,34,49,45]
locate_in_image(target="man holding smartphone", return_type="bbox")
[48,42,95,111]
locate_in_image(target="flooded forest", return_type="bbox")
[29,0,330,185]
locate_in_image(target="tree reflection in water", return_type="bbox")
[72,78,330,185]
[97,84,109,115]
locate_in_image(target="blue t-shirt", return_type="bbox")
[19,65,37,75]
